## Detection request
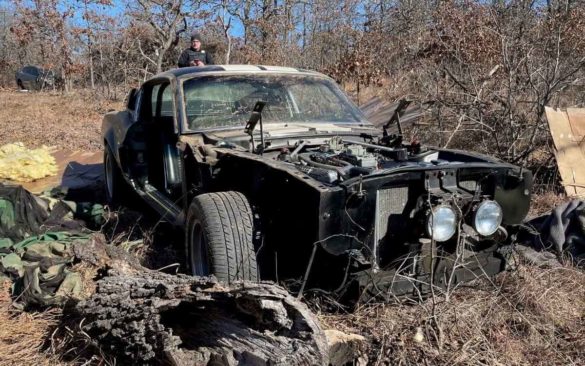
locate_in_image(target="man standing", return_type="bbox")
[178,33,214,67]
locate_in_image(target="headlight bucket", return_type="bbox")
[426,205,457,242]
[473,200,503,236]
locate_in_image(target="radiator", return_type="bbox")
[375,186,409,245]
[459,180,478,192]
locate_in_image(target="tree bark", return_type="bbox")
[73,240,329,365]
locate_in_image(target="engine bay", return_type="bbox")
[272,136,443,184]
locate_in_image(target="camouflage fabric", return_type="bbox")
[0,184,103,306]
[0,185,48,242]
[41,186,105,227]
[0,185,102,307]
[0,231,89,307]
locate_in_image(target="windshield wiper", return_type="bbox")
[244,100,267,154]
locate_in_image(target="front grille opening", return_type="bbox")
[459,180,478,192]
[375,186,409,245]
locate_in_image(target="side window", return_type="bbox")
[126,88,138,111]
[28,67,39,76]
[151,83,174,117]
[133,89,143,121]
[151,84,161,116]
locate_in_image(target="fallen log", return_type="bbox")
[74,240,329,365]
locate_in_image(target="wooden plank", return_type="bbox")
[545,107,585,197]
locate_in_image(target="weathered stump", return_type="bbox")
[74,242,329,365]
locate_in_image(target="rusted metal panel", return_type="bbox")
[360,97,431,128]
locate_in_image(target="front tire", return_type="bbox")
[187,191,258,283]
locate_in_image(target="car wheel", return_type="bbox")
[17,79,24,90]
[104,145,128,207]
[187,191,259,283]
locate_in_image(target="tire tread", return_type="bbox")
[188,191,258,282]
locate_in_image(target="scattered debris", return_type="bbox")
[1,232,92,307]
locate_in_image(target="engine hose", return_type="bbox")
[298,153,351,178]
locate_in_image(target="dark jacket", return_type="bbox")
[177,48,214,67]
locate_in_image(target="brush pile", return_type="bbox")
[319,264,585,365]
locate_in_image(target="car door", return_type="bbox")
[149,81,181,195]
[18,67,31,89]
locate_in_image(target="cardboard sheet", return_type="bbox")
[545,107,585,197]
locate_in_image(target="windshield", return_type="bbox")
[182,74,366,130]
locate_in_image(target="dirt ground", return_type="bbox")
[0,89,583,365]
[0,88,121,152]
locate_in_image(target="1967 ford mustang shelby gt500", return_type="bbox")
[102,65,531,299]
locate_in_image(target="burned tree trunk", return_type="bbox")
[76,263,328,365]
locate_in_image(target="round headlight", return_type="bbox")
[427,206,457,242]
[474,200,503,236]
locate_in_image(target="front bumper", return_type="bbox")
[352,240,514,301]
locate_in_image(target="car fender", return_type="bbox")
[102,110,134,169]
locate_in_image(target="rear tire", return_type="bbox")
[17,79,24,90]
[187,191,258,283]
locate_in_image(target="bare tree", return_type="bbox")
[217,0,233,64]
[131,0,187,74]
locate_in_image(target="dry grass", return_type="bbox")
[319,264,585,365]
[529,192,573,218]
[0,280,66,366]
[0,89,122,152]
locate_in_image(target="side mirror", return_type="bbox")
[126,88,138,111]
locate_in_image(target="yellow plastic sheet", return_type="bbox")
[0,143,57,182]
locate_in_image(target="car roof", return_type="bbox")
[152,65,326,81]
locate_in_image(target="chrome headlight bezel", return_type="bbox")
[426,205,458,242]
[473,200,503,236]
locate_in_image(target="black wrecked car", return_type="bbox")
[15,65,59,90]
[102,65,532,299]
